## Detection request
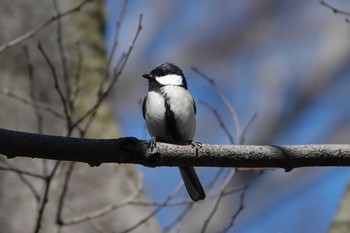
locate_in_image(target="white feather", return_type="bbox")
[145,91,167,140]
[155,74,183,86]
[144,87,196,143]
[163,86,196,142]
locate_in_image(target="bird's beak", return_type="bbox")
[142,74,152,80]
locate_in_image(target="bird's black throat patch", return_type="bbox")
[148,78,163,92]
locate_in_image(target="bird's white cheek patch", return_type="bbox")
[155,74,183,86]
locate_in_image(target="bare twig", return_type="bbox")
[206,168,226,191]
[1,89,64,120]
[127,185,247,208]
[241,112,258,143]
[38,42,72,129]
[61,173,144,225]
[199,100,234,144]
[163,184,252,233]
[0,0,92,53]
[72,13,143,129]
[320,1,350,16]
[221,171,263,233]
[98,0,129,91]
[33,161,61,233]
[56,162,75,225]
[71,41,83,108]
[53,0,72,112]
[192,67,243,144]
[118,181,183,233]
[129,198,191,207]
[0,158,42,202]
[14,168,41,202]
[0,158,46,179]
[201,168,237,233]
[104,0,129,81]
[163,204,194,233]
[0,166,45,179]
[23,45,44,133]
[110,12,143,84]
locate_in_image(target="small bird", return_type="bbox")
[142,62,206,202]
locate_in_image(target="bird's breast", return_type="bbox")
[144,87,196,144]
[144,91,167,139]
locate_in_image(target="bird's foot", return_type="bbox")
[188,140,202,156]
[189,140,202,148]
[148,137,157,153]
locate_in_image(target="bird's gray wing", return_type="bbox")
[192,97,197,115]
[142,96,147,119]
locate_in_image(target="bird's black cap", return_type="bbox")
[142,62,187,89]
[143,62,184,78]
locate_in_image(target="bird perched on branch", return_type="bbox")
[142,62,206,201]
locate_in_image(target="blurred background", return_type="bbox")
[106,0,350,232]
[1,0,350,232]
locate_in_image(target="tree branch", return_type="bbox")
[320,1,350,16]
[0,0,92,53]
[1,128,350,170]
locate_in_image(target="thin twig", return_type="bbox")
[201,168,237,233]
[221,171,263,233]
[0,158,46,179]
[192,67,243,144]
[163,186,248,233]
[205,168,226,191]
[110,14,144,90]
[163,204,194,233]
[118,180,183,233]
[1,89,64,120]
[198,100,234,144]
[72,14,143,129]
[71,41,83,108]
[63,206,109,233]
[127,185,247,208]
[163,179,248,233]
[98,0,129,95]
[80,110,98,137]
[0,158,42,202]
[38,42,72,130]
[0,0,92,53]
[320,1,350,23]
[240,112,258,144]
[14,168,41,202]
[23,45,44,133]
[61,173,144,225]
[320,1,350,16]
[33,161,61,233]
[101,0,129,82]
[56,162,75,225]
[0,166,45,179]
[53,0,72,112]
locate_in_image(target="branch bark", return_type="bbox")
[1,127,350,170]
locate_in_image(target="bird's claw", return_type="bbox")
[189,140,202,149]
[148,137,157,153]
[188,140,202,156]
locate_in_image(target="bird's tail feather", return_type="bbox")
[179,167,206,201]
